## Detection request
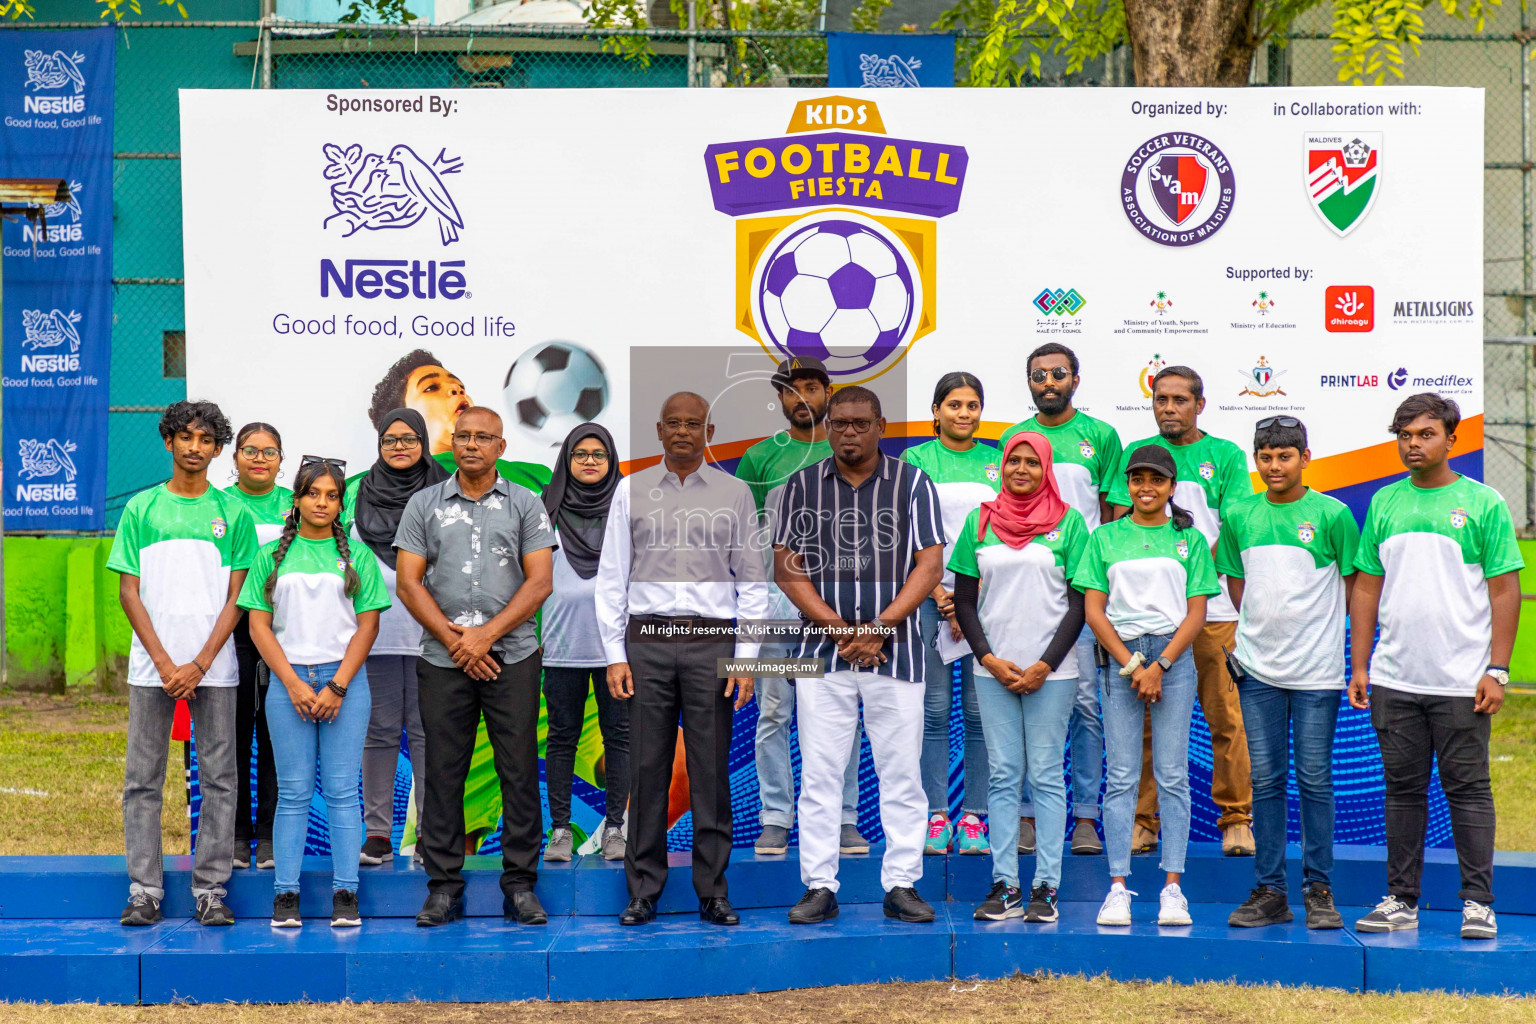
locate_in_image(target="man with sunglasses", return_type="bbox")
[1000,343,1123,856]
[393,406,558,927]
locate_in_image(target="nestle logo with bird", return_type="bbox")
[322,143,464,246]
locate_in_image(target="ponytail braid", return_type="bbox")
[330,517,361,598]
[263,512,300,605]
[1168,498,1196,532]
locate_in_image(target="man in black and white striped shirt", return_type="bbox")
[773,385,945,925]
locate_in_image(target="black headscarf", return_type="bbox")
[354,407,449,569]
[542,422,621,580]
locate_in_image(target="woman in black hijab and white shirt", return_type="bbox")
[541,423,628,863]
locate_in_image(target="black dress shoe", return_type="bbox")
[620,897,656,925]
[883,886,936,923]
[788,887,839,924]
[699,897,739,925]
[504,890,548,925]
[415,892,464,927]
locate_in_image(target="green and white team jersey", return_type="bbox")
[999,411,1123,531]
[1354,475,1524,697]
[107,485,258,687]
[1214,489,1360,689]
[1107,432,1253,622]
[341,474,426,658]
[736,432,831,622]
[902,439,1001,589]
[948,506,1089,680]
[1073,516,1220,640]
[238,535,391,665]
[224,484,292,547]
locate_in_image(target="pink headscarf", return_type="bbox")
[978,431,1070,549]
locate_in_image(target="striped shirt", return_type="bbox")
[773,453,945,683]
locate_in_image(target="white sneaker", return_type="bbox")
[1461,900,1497,940]
[1096,882,1135,926]
[1158,883,1192,926]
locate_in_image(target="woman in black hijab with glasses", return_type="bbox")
[540,423,628,863]
[344,407,449,866]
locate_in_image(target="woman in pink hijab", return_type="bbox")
[947,431,1091,924]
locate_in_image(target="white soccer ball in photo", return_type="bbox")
[502,341,609,450]
[757,217,917,379]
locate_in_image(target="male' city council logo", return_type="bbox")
[21,309,82,353]
[1306,133,1381,237]
[858,53,922,88]
[17,438,77,482]
[1121,133,1236,247]
[23,49,85,94]
[1034,287,1086,317]
[322,143,464,246]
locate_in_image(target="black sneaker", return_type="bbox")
[883,886,935,923]
[1025,884,1059,923]
[331,890,361,928]
[271,891,301,928]
[196,893,235,926]
[1227,886,1293,928]
[788,887,838,924]
[359,836,393,866]
[232,842,252,869]
[973,881,1023,921]
[120,892,161,927]
[255,839,275,870]
[1304,885,1343,930]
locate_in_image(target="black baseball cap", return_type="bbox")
[771,355,831,391]
[1123,444,1177,478]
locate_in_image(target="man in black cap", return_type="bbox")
[734,357,869,857]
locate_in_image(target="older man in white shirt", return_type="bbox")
[596,391,770,927]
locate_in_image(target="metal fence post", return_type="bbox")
[260,0,274,89]
[687,0,698,87]
[1523,10,1534,528]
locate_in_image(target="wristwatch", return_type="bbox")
[1155,655,1173,672]
[1487,666,1511,687]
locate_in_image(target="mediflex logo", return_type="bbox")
[22,49,86,115]
[319,259,468,300]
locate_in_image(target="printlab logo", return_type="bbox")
[1034,287,1086,317]
[1237,355,1288,398]
[322,143,465,246]
[16,438,78,504]
[1305,133,1381,238]
[1137,353,1166,399]
[20,308,83,373]
[22,180,84,245]
[1324,285,1374,333]
[22,48,86,115]
[859,53,922,88]
[1121,133,1236,247]
[1387,366,1409,390]
[1149,290,1173,316]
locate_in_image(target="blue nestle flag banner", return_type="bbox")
[826,32,955,88]
[0,27,113,531]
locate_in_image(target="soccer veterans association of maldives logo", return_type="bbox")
[704,97,967,381]
[1306,133,1381,237]
[1121,133,1236,247]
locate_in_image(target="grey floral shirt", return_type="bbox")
[394,474,557,668]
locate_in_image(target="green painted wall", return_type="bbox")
[5,536,130,692]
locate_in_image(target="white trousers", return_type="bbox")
[796,669,925,893]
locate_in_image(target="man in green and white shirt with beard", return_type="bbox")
[1217,416,1357,932]
[1349,393,1522,941]
[110,401,257,928]
[1000,342,1123,855]
[1108,365,1255,857]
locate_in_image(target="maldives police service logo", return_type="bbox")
[705,97,967,383]
[211,517,228,539]
[17,438,77,482]
[1198,461,1216,480]
[1450,507,1468,529]
[22,49,86,115]
[1121,133,1236,247]
[1298,521,1316,544]
[1175,539,1189,559]
[322,143,464,246]
[1306,133,1381,237]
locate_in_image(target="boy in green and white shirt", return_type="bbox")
[1350,394,1523,941]
[109,402,256,928]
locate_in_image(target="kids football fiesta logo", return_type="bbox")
[704,97,968,381]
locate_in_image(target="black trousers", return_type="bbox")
[418,650,543,900]
[544,665,630,830]
[625,636,736,904]
[1371,685,1496,904]
[232,626,277,844]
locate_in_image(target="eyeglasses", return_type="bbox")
[380,433,423,450]
[1029,367,1072,384]
[238,446,282,460]
[662,419,706,431]
[828,417,876,434]
[299,454,348,477]
[451,432,502,446]
[572,450,610,464]
[1256,416,1301,429]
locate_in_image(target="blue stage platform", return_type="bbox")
[4,845,1536,1003]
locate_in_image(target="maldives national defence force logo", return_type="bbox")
[1122,133,1236,247]
[1306,133,1381,237]
[23,48,86,114]
[704,97,968,382]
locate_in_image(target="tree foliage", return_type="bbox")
[2,0,416,22]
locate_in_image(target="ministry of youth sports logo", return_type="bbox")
[17,438,78,482]
[322,143,464,246]
[1121,133,1236,247]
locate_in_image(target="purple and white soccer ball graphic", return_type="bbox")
[756,218,917,378]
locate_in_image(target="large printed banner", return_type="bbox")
[0,27,113,532]
[182,87,1483,847]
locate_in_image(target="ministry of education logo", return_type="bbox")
[1450,507,1468,529]
[1252,291,1276,315]
[1121,133,1237,247]
[322,143,464,246]
[1034,287,1086,317]
[1306,133,1381,238]
[1237,355,1288,398]
[17,438,77,482]
[1298,521,1315,544]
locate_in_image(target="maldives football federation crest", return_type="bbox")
[1306,133,1381,238]
[1122,133,1236,247]
[705,97,967,383]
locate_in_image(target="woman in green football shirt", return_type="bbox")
[903,372,998,856]
[224,423,292,870]
[240,457,390,929]
[1074,445,1218,929]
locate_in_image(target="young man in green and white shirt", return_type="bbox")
[1349,394,1523,941]
[1216,416,1358,931]
[109,401,257,928]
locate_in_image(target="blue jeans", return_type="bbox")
[1238,677,1337,892]
[1101,634,1195,878]
[266,662,372,895]
[1068,625,1104,820]
[755,641,860,829]
[975,673,1076,888]
[919,597,988,816]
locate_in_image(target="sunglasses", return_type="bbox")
[1029,367,1072,384]
[1256,416,1301,429]
[299,454,348,478]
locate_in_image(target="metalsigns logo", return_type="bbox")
[1121,133,1236,247]
[20,308,82,373]
[704,97,967,382]
[16,437,78,502]
[322,143,464,245]
[22,48,86,115]
[1306,133,1380,237]
[1324,285,1373,332]
[1236,355,1288,398]
[1034,287,1086,317]
[22,179,83,244]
